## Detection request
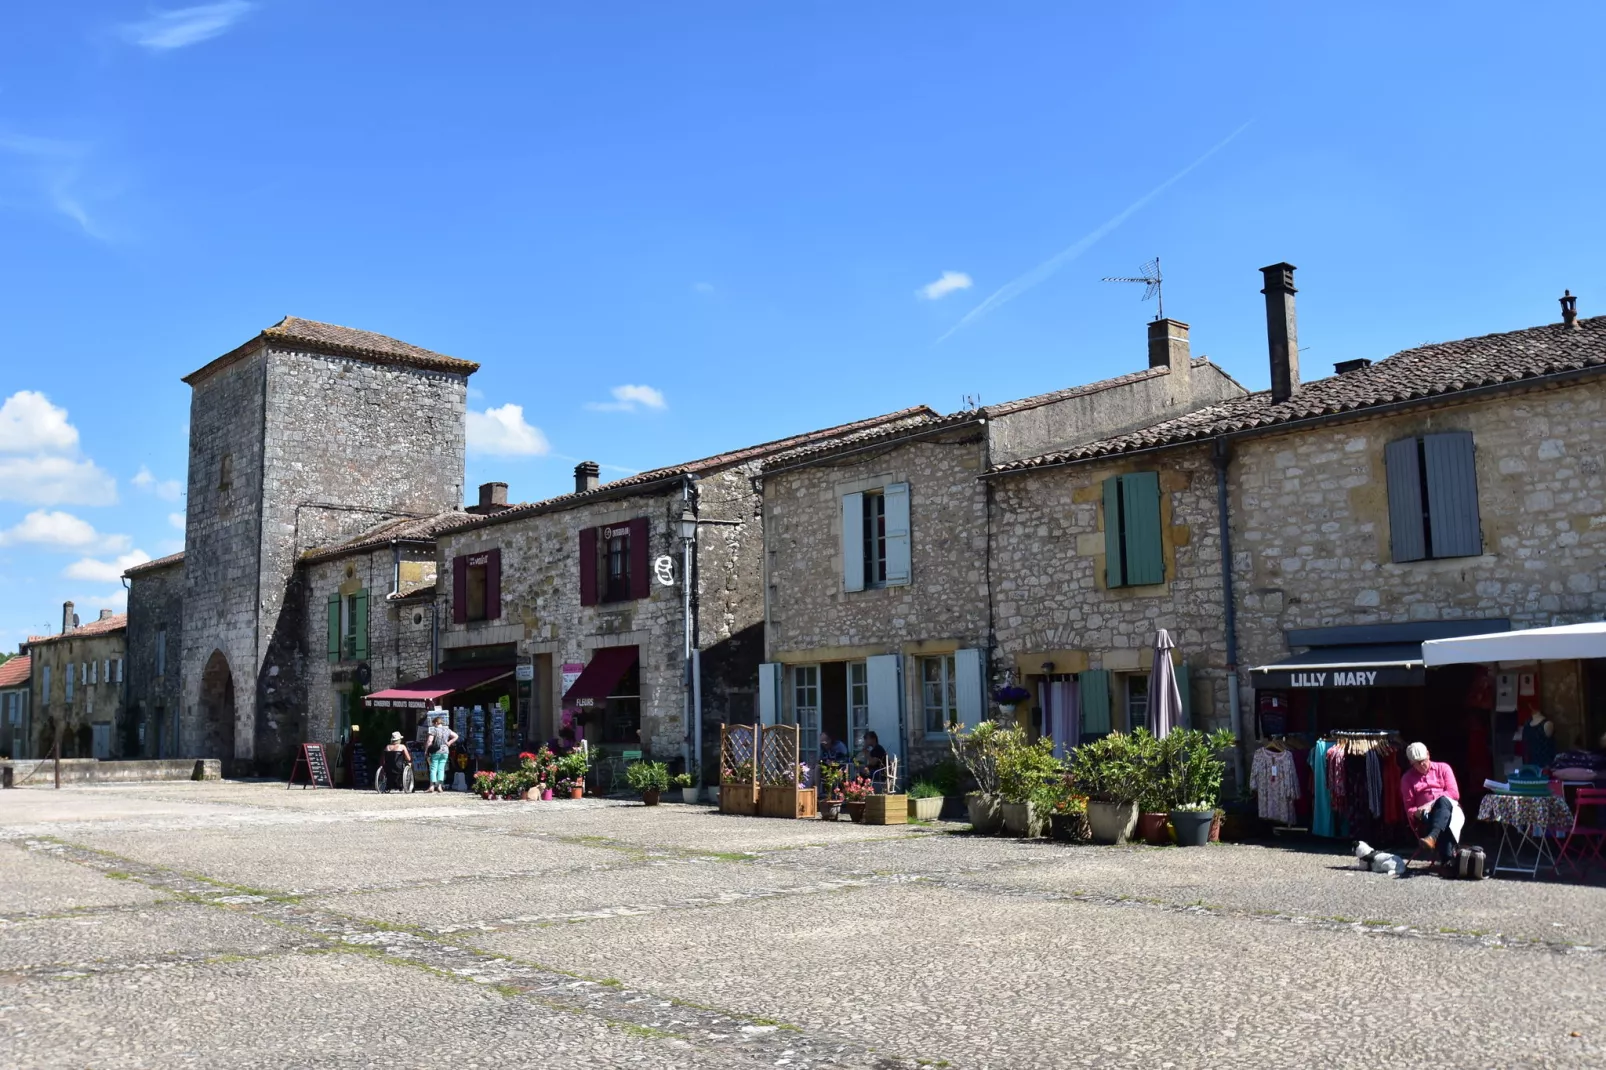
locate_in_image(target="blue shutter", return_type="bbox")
[353,589,369,662]
[883,482,911,586]
[1175,663,1192,730]
[1423,431,1482,559]
[1102,477,1123,587]
[1385,437,1427,563]
[758,663,781,725]
[327,593,341,663]
[841,492,865,592]
[953,648,984,731]
[1120,472,1164,586]
[866,654,904,767]
[1079,670,1112,737]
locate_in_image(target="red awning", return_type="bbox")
[563,646,639,707]
[365,664,513,709]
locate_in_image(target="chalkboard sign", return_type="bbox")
[289,743,334,789]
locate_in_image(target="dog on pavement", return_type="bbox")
[1353,840,1406,877]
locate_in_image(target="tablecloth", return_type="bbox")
[1477,792,1572,832]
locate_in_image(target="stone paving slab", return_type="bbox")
[0,901,310,971]
[0,841,169,914]
[467,880,1606,1070]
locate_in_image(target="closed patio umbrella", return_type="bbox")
[1147,629,1184,738]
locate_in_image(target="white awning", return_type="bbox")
[1420,621,1606,667]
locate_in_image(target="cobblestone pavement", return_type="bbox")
[2,782,1603,1069]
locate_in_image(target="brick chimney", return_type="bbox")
[574,461,600,494]
[1561,290,1580,328]
[99,608,115,621]
[1148,318,1192,402]
[62,600,75,635]
[1260,262,1300,404]
[466,481,510,515]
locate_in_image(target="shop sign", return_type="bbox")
[367,697,429,709]
[516,664,534,682]
[561,662,583,693]
[1253,666,1424,689]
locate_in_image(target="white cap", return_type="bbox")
[390,731,403,742]
[1405,742,1428,762]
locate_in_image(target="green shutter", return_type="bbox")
[1079,670,1112,737]
[1102,476,1123,587]
[327,593,340,663]
[1120,472,1164,586]
[354,589,369,662]
[1175,662,1192,730]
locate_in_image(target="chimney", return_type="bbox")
[574,461,600,494]
[99,608,114,621]
[464,481,510,515]
[1260,262,1300,404]
[62,601,74,635]
[1334,358,1372,375]
[1561,290,1580,328]
[1147,318,1192,403]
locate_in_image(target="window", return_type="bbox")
[90,660,98,685]
[65,668,74,703]
[218,453,233,490]
[116,658,123,684]
[42,665,50,705]
[1123,674,1150,733]
[848,661,869,753]
[578,521,647,607]
[343,594,360,658]
[326,590,368,662]
[451,550,501,623]
[604,525,631,603]
[921,654,958,736]
[841,483,910,592]
[792,665,820,762]
[1386,431,1482,562]
[156,627,167,676]
[80,662,88,684]
[1103,472,1164,587]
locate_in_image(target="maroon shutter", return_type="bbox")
[452,555,469,623]
[579,528,599,606]
[486,548,502,620]
[629,516,651,601]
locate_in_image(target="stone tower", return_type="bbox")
[179,317,476,770]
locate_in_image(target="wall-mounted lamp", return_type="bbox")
[679,510,698,542]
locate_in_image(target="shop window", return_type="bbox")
[921,654,958,737]
[841,484,910,592]
[1385,431,1482,562]
[1103,472,1164,587]
[579,519,649,607]
[599,661,641,745]
[452,550,502,623]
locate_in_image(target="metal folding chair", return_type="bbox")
[1557,787,1606,874]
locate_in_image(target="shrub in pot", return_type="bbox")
[1067,730,1156,844]
[556,752,590,799]
[818,762,845,820]
[670,770,699,803]
[907,780,944,821]
[626,760,669,806]
[1155,728,1236,848]
[947,721,1008,833]
[998,730,1059,838]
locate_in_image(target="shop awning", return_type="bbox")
[563,646,638,708]
[365,664,513,709]
[1421,621,1606,667]
[1249,644,1426,690]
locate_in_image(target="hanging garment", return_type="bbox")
[1311,739,1334,837]
[1344,746,1376,841]
[1382,748,1403,827]
[1251,747,1301,824]
[1366,747,1383,819]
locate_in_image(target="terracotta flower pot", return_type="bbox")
[569,787,584,800]
[1208,811,1222,843]
[1137,812,1170,845]
[480,791,491,800]
[642,789,661,807]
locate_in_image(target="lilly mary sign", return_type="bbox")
[1250,665,1425,689]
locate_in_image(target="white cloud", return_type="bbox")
[466,404,551,457]
[692,282,716,295]
[584,384,668,414]
[64,550,151,584]
[119,2,255,50]
[0,135,106,239]
[133,465,183,501]
[0,455,118,506]
[918,271,973,301]
[0,391,79,453]
[168,512,187,531]
[76,589,128,611]
[0,510,131,553]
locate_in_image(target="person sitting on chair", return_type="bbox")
[1400,741,1462,865]
[819,731,849,765]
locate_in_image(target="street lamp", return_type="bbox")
[678,510,698,542]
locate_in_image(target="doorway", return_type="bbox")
[199,650,236,764]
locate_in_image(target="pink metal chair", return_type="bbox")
[1557,787,1606,874]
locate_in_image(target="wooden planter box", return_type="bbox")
[759,785,817,819]
[864,794,908,825]
[720,782,759,816]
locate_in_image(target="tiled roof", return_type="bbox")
[991,315,1606,473]
[390,580,437,601]
[0,654,30,688]
[760,410,979,471]
[300,511,469,565]
[27,613,127,646]
[441,405,937,536]
[984,365,1170,416]
[123,551,185,578]
[184,316,479,384]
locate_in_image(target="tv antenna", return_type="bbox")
[1102,256,1164,320]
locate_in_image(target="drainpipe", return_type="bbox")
[681,475,697,775]
[1213,437,1244,787]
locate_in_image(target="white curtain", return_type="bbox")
[1045,680,1079,759]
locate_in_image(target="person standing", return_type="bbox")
[425,715,458,793]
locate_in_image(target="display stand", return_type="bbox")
[758,723,817,819]
[719,724,759,815]
[288,743,333,789]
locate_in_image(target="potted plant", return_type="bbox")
[907,780,943,821]
[1157,728,1236,847]
[818,763,846,821]
[472,770,496,799]
[671,770,699,803]
[556,752,589,799]
[992,682,1031,719]
[1047,787,1090,843]
[720,756,758,816]
[842,776,875,822]
[997,730,1059,838]
[948,721,1005,833]
[1067,730,1155,844]
[625,760,669,806]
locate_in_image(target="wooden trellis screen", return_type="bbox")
[758,723,816,819]
[719,724,759,815]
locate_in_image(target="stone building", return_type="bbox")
[26,604,128,758]
[125,317,477,773]
[1,653,31,759]
[427,408,933,779]
[758,320,1247,773]
[122,552,184,758]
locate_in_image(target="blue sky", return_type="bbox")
[2,2,1604,649]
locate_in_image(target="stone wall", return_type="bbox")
[28,630,128,758]
[124,560,185,757]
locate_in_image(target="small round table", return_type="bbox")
[1477,792,1573,878]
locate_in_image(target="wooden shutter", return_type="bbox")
[578,528,599,606]
[1175,662,1192,730]
[628,517,651,600]
[485,548,503,620]
[452,555,470,622]
[1079,669,1112,736]
[1120,472,1164,586]
[1385,437,1427,562]
[1423,431,1482,558]
[327,592,341,662]
[758,662,782,725]
[866,653,903,767]
[883,482,911,585]
[841,492,865,592]
[1102,476,1123,587]
[353,589,369,661]
[953,647,984,731]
